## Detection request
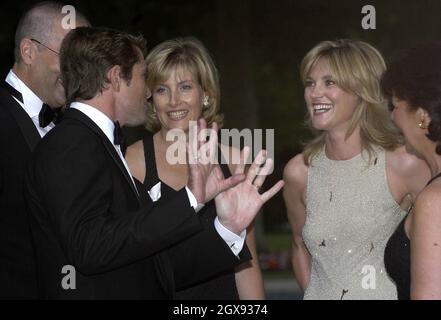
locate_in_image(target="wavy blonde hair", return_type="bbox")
[300,39,402,165]
[144,37,223,132]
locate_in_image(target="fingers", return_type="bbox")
[186,140,196,166]
[235,146,250,176]
[207,122,218,165]
[198,118,207,149]
[260,180,284,203]
[188,121,198,165]
[217,173,246,194]
[196,118,207,156]
[213,164,224,181]
[197,126,218,166]
[252,157,274,189]
[211,121,219,134]
[246,149,267,184]
[188,119,218,165]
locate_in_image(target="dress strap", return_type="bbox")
[426,171,441,186]
[142,133,160,189]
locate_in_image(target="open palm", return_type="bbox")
[187,119,245,204]
[215,147,284,235]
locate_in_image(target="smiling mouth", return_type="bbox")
[167,110,189,120]
[313,104,332,114]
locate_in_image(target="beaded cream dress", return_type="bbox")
[302,146,405,300]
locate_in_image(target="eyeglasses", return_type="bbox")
[30,38,59,55]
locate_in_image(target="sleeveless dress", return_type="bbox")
[141,133,239,300]
[302,146,405,300]
[384,172,441,300]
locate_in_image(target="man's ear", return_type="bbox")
[108,65,122,92]
[20,38,37,65]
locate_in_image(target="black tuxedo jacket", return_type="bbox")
[0,84,40,298]
[24,108,250,299]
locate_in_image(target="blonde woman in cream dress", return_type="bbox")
[283,39,430,300]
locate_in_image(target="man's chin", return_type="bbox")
[53,88,67,107]
[126,117,146,128]
[46,100,65,108]
[55,101,66,108]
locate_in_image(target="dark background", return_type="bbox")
[1,0,440,245]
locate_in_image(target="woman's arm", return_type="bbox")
[283,154,311,291]
[235,223,265,299]
[220,144,265,299]
[410,184,441,299]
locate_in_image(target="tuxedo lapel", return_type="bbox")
[0,86,40,151]
[102,139,140,199]
[63,108,140,199]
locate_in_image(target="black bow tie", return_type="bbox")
[0,81,64,128]
[113,121,127,155]
[38,104,64,128]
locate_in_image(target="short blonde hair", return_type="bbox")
[300,39,402,165]
[144,37,223,132]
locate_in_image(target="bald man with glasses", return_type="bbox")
[0,1,89,299]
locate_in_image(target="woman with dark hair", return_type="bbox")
[383,42,441,300]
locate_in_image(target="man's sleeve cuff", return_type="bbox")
[184,186,205,213]
[214,217,246,256]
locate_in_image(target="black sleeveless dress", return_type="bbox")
[141,133,239,300]
[384,172,441,300]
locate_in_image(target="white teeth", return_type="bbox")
[167,110,188,119]
[313,104,332,111]
[313,104,332,114]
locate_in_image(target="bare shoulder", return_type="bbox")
[125,139,145,182]
[387,145,431,199]
[413,179,441,225]
[387,146,428,176]
[283,153,308,187]
[125,140,144,163]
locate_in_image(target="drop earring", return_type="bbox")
[418,122,428,129]
[203,96,209,107]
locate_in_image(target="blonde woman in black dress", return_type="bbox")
[126,37,267,299]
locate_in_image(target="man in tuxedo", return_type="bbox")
[0,2,89,298]
[24,26,283,299]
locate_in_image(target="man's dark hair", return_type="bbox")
[14,1,89,62]
[60,27,147,105]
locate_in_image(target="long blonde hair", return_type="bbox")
[300,39,402,165]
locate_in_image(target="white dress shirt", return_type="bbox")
[70,102,246,256]
[5,70,55,137]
